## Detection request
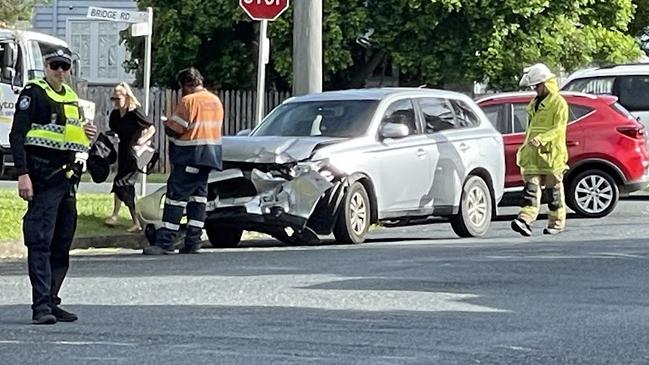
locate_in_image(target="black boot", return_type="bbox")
[32,311,57,325]
[52,306,78,322]
[511,218,532,237]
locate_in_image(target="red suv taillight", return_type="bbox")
[617,126,646,139]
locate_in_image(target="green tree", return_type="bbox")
[0,0,50,26]
[629,0,649,54]
[126,0,642,91]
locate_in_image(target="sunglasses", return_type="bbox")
[110,96,123,101]
[49,61,71,71]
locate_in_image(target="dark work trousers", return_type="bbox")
[155,165,211,250]
[23,159,77,314]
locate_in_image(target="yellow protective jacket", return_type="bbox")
[516,78,569,175]
[24,79,90,153]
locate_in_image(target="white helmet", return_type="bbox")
[519,63,556,87]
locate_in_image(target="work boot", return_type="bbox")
[52,306,78,322]
[142,245,176,255]
[32,311,57,325]
[511,218,532,237]
[543,227,564,235]
[179,244,201,254]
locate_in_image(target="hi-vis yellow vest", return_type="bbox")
[24,79,90,153]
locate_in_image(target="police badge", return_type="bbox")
[18,96,31,110]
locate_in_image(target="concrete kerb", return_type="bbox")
[0,234,149,261]
[0,231,266,260]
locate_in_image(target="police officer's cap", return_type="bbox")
[44,47,73,65]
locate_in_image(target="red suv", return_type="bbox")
[477,91,649,218]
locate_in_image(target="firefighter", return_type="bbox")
[142,67,223,255]
[512,63,569,236]
[9,47,97,324]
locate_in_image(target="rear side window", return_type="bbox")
[617,76,649,111]
[481,104,509,134]
[564,77,614,94]
[569,105,594,121]
[450,100,480,128]
[418,98,456,133]
[512,104,529,134]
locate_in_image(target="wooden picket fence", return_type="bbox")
[81,87,291,173]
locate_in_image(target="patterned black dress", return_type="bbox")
[108,108,152,209]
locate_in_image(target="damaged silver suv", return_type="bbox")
[137,88,505,247]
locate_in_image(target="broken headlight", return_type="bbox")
[290,159,335,182]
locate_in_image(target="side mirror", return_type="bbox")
[236,129,251,136]
[381,123,409,139]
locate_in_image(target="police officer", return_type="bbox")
[9,46,97,324]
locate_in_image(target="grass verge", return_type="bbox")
[0,190,137,242]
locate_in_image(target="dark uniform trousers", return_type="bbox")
[155,165,211,250]
[24,156,77,313]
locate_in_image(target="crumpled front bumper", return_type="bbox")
[205,168,346,235]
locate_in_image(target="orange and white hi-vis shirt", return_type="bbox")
[165,90,224,169]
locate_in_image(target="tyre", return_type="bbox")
[205,223,243,248]
[449,175,492,238]
[333,181,371,244]
[566,169,619,218]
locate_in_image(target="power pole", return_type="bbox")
[292,0,322,96]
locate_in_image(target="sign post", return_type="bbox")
[86,6,153,196]
[239,0,290,125]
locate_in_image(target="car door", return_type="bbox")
[415,97,464,210]
[372,98,436,215]
[481,103,519,188]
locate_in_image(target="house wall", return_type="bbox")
[32,0,138,85]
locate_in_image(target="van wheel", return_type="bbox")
[333,182,371,244]
[566,169,618,218]
[450,176,492,237]
[205,223,243,248]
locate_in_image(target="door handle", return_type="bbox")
[416,149,427,157]
[458,143,470,152]
[567,140,580,147]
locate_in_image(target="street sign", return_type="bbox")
[131,22,150,37]
[239,0,290,21]
[86,6,148,24]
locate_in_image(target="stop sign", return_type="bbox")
[240,0,290,21]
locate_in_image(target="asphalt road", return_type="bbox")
[1,200,649,364]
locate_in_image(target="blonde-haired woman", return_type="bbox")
[104,82,155,232]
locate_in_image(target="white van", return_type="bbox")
[562,64,649,128]
[0,28,94,177]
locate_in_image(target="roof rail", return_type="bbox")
[597,63,649,69]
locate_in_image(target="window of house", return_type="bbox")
[67,19,135,84]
